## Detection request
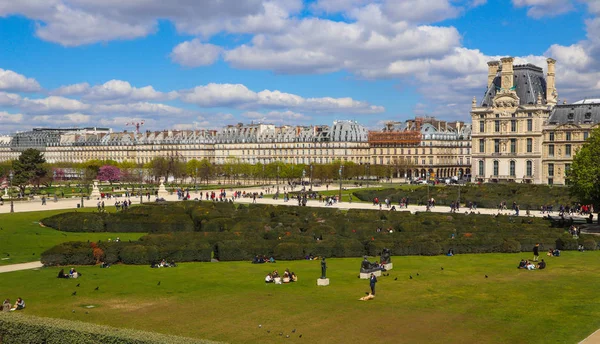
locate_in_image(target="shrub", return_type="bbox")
[41,242,95,266]
[0,312,219,344]
[582,238,597,251]
[41,213,105,232]
[120,245,149,265]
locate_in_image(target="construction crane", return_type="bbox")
[125,120,145,134]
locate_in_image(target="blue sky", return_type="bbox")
[0,0,599,133]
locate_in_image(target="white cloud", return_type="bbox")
[0,0,300,46]
[0,68,41,92]
[93,102,187,115]
[31,113,91,124]
[20,95,90,114]
[512,0,575,18]
[0,92,22,107]
[179,83,385,113]
[180,83,258,107]
[50,83,90,96]
[0,111,24,123]
[243,110,311,123]
[83,80,174,103]
[170,39,223,67]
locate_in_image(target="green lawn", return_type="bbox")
[1,252,599,343]
[0,209,144,265]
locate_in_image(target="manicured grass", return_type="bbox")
[1,252,600,343]
[0,209,144,265]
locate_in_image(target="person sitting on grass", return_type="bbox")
[525,260,536,270]
[537,259,546,270]
[553,249,561,257]
[518,259,527,269]
[547,249,553,257]
[265,273,273,283]
[57,269,69,279]
[291,272,298,282]
[2,299,10,312]
[10,297,25,311]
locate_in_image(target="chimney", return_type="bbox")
[500,57,514,92]
[487,61,500,86]
[546,58,557,105]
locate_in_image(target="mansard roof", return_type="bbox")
[481,64,547,107]
[547,102,600,125]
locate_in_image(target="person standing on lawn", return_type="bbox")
[369,273,378,296]
[533,243,540,262]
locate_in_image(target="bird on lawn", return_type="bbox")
[71,291,77,296]
[286,335,290,338]
[157,281,161,286]
[409,275,413,279]
[299,335,303,338]
[267,330,270,333]
[292,329,296,333]
[441,267,444,271]
[394,277,398,281]
[76,283,80,287]
[416,273,420,276]
[279,332,283,336]
[485,275,488,278]
[94,286,99,291]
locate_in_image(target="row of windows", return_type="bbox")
[478,160,533,177]
[548,131,589,141]
[479,119,534,133]
[479,138,534,153]
[547,144,572,157]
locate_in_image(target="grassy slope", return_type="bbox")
[0,209,144,265]
[1,253,599,343]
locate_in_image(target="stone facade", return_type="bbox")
[471,57,556,184]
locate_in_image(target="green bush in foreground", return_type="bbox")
[0,312,219,344]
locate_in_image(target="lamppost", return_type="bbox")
[9,171,13,213]
[426,170,430,202]
[195,167,198,194]
[457,170,463,206]
[302,169,306,189]
[276,165,280,194]
[309,164,313,191]
[338,165,343,203]
[139,169,143,204]
[366,163,370,188]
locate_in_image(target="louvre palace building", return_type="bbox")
[0,118,471,180]
[471,57,600,185]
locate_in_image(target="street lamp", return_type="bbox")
[310,164,313,191]
[139,169,143,204]
[276,165,280,194]
[457,170,463,206]
[9,171,13,213]
[302,169,306,189]
[195,167,198,194]
[338,165,343,203]
[426,170,430,202]
[366,163,370,188]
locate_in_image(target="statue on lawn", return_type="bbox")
[360,256,382,273]
[380,248,392,265]
[320,257,327,279]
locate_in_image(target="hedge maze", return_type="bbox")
[40,201,592,266]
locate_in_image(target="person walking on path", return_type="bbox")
[533,243,540,262]
[369,273,377,296]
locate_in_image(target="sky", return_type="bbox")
[0,0,600,133]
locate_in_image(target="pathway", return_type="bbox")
[0,261,43,274]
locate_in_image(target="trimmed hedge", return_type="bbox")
[353,183,576,210]
[0,312,219,344]
[40,202,597,265]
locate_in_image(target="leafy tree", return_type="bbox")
[186,159,202,185]
[148,157,169,180]
[12,149,47,194]
[198,158,213,185]
[97,165,122,184]
[568,127,600,207]
[0,160,13,179]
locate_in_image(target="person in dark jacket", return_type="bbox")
[369,273,378,295]
[533,243,540,262]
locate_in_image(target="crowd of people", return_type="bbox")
[2,297,25,312]
[265,269,297,284]
[517,259,546,270]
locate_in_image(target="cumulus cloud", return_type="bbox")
[20,96,90,114]
[170,39,222,67]
[512,0,575,18]
[50,83,90,96]
[31,113,91,125]
[0,68,41,92]
[0,111,24,123]
[179,83,385,113]
[82,80,175,103]
[0,0,300,46]
[243,110,311,124]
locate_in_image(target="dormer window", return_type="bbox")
[585,112,592,119]
[568,113,574,121]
